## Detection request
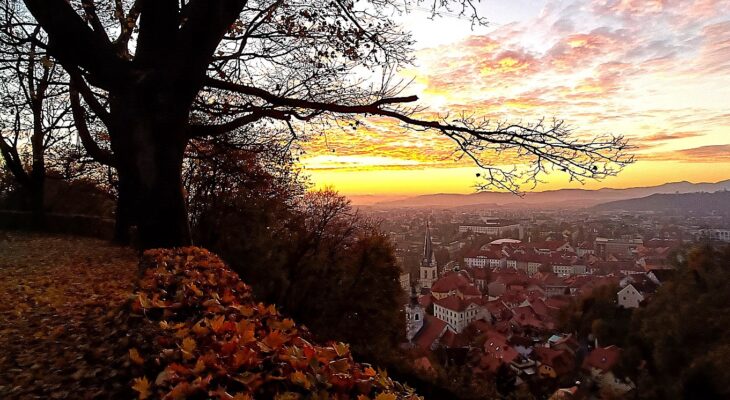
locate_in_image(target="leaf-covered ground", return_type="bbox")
[0,233,420,399]
[0,231,140,399]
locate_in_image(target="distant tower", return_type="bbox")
[405,287,425,341]
[420,222,438,289]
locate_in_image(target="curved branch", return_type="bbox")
[68,69,112,127]
[22,0,128,90]
[203,77,634,194]
[189,108,291,138]
[69,85,116,167]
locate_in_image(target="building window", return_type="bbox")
[415,314,419,321]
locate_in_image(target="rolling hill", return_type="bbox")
[367,180,730,209]
[592,190,730,213]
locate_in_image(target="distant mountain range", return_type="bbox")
[362,180,730,209]
[593,190,730,213]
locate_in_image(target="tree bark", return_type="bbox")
[109,77,192,249]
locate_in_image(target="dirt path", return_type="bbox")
[0,232,139,399]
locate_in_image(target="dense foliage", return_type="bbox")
[186,147,406,365]
[559,244,730,399]
[630,245,730,399]
[558,284,632,347]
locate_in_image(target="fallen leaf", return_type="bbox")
[131,376,151,399]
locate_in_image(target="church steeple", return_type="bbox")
[419,220,438,289]
[423,221,435,267]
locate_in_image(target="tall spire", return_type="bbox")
[423,221,435,266]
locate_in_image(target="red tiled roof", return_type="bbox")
[529,298,550,317]
[533,347,575,375]
[465,249,504,260]
[544,296,570,310]
[481,331,518,372]
[434,294,483,312]
[582,345,621,373]
[431,271,473,293]
[485,300,508,315]
[412,315,447,350]
[500,290,528,306]
[522,241,572,251]
[461,285,482,296]
[440,329,470,348]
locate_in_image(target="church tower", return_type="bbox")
[405,287,425,341]
[419,221,438,289]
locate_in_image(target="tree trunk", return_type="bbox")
[110,80,192,249]
[113,172,135,245]
[29,175,45,229]
[30,101,46,229]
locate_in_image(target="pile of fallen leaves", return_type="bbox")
[129,247,420,400]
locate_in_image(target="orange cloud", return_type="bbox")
[644,145,730,162]
[299,0,730,195]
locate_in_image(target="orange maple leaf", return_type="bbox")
[210,315,226,333]
[238,320,256,343]
[181,337,196,360]
[290,370,311,389]
[233,347,259,368]
[131,376,151,399]
[262,330,287,349]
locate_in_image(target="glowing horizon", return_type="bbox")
[300,0,730,197]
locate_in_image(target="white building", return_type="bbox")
[433,295,488,333]
[464,252,505,269]
[698,228,730,242]
[458,220,521,236]
[552,263,587,277]
[617,284,644,308]
[405,292,425,341]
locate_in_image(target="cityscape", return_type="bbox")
[2,1,730,399]
[362,180,730,398]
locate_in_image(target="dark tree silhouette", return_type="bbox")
[10,0,633,248]
[0,10,76,226]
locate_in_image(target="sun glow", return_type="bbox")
[301,0,730,197]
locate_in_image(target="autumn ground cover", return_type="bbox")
[0,232,419,400]
[128,247,419,400]
[0,231,141,398]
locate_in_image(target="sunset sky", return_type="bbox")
[301,0,730,198]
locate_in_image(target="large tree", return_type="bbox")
[11,0,633,248]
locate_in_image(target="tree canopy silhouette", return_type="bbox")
[7,0,633,248]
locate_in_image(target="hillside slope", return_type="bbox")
[593,191,730,213]
[372,180,730,209]
[0,232,419,399]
